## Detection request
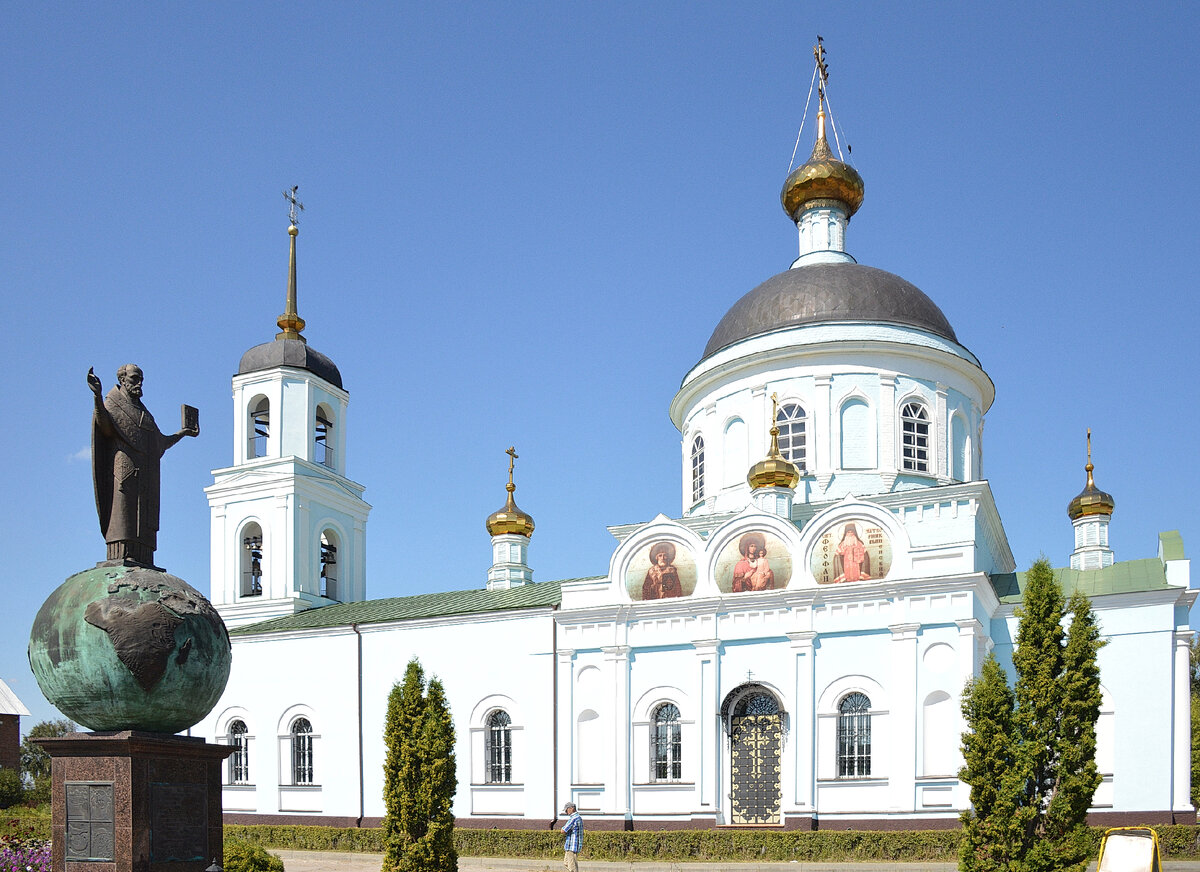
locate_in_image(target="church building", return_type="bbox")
[195,60,1194,830]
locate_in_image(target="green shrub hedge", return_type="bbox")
[222,823,1200,861]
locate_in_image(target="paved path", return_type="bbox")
[270,853,1200,872]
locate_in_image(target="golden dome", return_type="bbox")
[781,111,864,219]
[486,447,535,537]
[1067,431,1115,521]
[748,396,801,490]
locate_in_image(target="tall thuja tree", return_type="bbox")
[417,678,457,872]
[382,660,428,872]
[960,655,1024,872]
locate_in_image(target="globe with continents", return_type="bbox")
[29,564,231,734]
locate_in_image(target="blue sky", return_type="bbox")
[2,3,1197,731]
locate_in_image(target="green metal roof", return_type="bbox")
[228,578,595,636]
[990,558,1173,604]
[1160,530,1185,561]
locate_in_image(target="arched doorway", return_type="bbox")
[722,684,783,824]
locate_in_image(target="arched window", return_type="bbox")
[486,710,512,784]
[837,692,871,777]
[690,436,705,503]
[319,530,338,601]
[651,703,682,782]
[241,524,263,597]
[314,405,333,468]
[776,403,807,468]
[840,398,873,469]
[900,402,930,473]
[291,717,314,785]
[228,719,249,785]
[248,397,269,459]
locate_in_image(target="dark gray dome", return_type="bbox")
[702,263,958,359]
[238,338,343,389]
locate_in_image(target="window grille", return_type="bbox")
[837,693,871,777]
[901,402,930,473]
[291,718,314,785]
[690,436,705,503]
[249,399,269,459]
[776,403,807,468]
[486,710,512,783]
[228,720,249,784]
[242,534,263,597]
[734,693,779,716]
[315,410,333,467]
[651,703,682,782]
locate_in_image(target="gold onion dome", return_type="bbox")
[1067,431,1115,521]
[486,449,535,537]
[781,110,865,220]
[748,397,801,490]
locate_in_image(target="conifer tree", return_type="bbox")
[382,659,428,872]
[417,678,458,872]
[959,558,1105,872]
[960,655,1023,872]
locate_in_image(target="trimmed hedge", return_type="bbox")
[221,824,1200,861]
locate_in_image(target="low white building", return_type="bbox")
[195,95,1194,830]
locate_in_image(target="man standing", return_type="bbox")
[561,802,583,872]
[88,365,197,565]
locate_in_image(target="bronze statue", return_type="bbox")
[87,365,198,565]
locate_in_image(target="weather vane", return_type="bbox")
[283,185,305,227]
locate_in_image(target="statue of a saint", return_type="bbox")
[88,365,198,565]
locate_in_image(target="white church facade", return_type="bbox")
[194,78,1194,830]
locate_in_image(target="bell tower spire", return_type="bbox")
[276,186,307,342]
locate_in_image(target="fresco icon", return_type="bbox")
[810,520,893,584]
[626,540,697,601]
[715,531,793,593]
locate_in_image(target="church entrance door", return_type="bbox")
[729,692,781,825]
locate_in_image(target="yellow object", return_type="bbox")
[747,393,801,490]
[486,446,535,537]
[1067,428,1115,520]
[1097,826,1161,872]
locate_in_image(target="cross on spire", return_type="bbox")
[813,36,829,105]
[283,185,305,227]
[506,446,519,487]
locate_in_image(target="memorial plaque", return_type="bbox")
[149,782,207,862]
[65,781,114,861]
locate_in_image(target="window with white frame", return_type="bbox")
[837,692,871,777]
[227,719,250,785]
[900,402,930,473]
[314,406,333,467]
[690,436,705,503]
[776,403,807,468]
[651,703,682,782]
[486,710,512,784]
[290,717,314,785]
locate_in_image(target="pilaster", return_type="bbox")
[888,622,920,812]
[603,645,632,818]
[787,631,817,811]
[692,640,721,815]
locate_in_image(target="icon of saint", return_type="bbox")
[642,541,683,600]
[832,523,871,583]
[731,532,775,592]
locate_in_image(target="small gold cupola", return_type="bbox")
[1067,429,1116,521]
[486,446,536,538]
[781,39,865,221]
[748,394,801,490]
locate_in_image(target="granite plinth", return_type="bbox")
[36,731,234,872]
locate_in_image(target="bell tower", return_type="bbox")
[206,191,371,628]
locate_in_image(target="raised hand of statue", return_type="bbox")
[87,367,102,398]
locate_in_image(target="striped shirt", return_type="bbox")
[561,811,583,853]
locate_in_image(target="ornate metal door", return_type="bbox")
[730,713,781,824]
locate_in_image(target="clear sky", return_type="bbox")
[2,3,1197,732]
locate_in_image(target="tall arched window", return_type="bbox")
[776,403,807,468]
[319,530,338,601]
[228,719,249,785]
[248,397,270,459]
[690,436,705,503]
[314,405,333,467]
[837,692,871,777]
[241,524,263,597]
[900,402,930,473]
[651,703,682,782]
[486,710,512,784]
[291,717,314,785]
[840,398,873,469]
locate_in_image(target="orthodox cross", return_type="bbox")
[506,446,519,486]
[746,669,755,682]
[813,36,829,104]
[1086,427,1092,464]
[283,185,305,226]
[770,392,779,422]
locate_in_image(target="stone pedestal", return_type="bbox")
[36,731,234,872]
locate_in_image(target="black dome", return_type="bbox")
[238,338,343,389]
[702,263,958,360]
